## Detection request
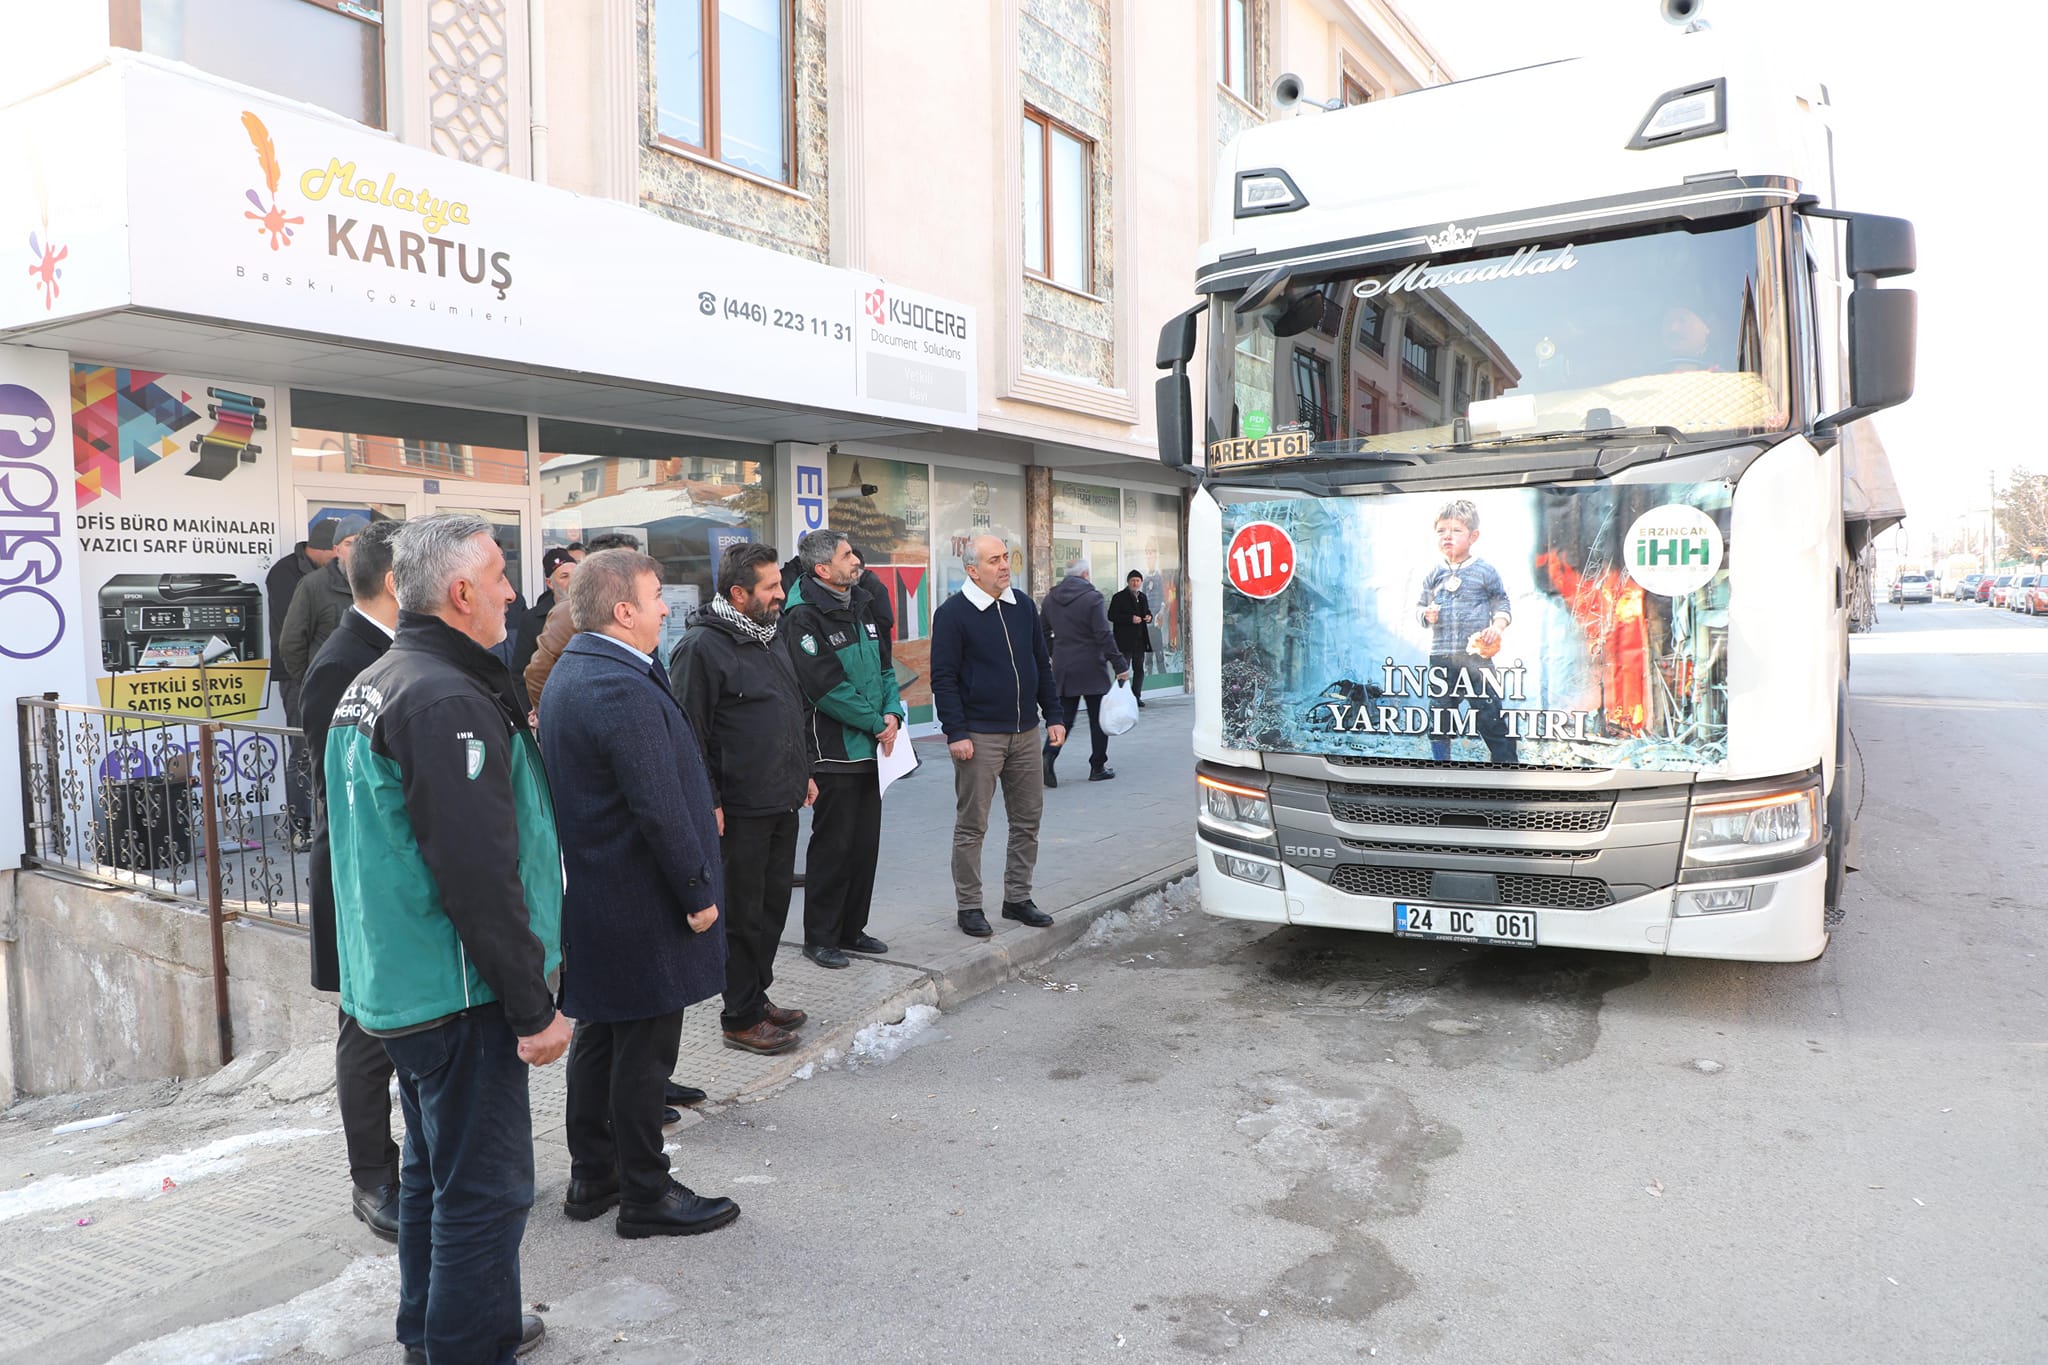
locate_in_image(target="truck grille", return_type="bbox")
[1330,754,1606,774]
[1340,839,1577,859]
[1328,792,1611,833]
[1327,864,1614,910]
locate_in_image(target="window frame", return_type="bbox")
[1401,327,1441,392]
[1341,71,1372,107]
[1291,348,1334,441]
[1220,0,1252,101]
[111,0,387,129]
[654,0,798,186]
[1022,105,1096,294]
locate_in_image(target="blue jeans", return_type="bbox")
[382,1003,534,1365]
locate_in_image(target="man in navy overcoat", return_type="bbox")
[538,548,739,1239]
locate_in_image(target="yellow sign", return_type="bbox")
[1207,430,1311,471]
[96,663,269,730]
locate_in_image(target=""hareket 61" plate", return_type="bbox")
[1394,902,1537,948]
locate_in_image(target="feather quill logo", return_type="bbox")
[240,112,303,250]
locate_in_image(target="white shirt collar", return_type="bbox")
[961,579,1018,611]
[587,631,654,667]
[351,605,397,640]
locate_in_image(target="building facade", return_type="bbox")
[0,0,1444,854]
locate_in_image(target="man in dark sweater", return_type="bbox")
[929,534,1066,939]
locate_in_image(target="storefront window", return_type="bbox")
[932,468,1026,599]
[1052,478,1120,532]
[538,420,774,658]
[827,451,932,722]
[1121,488,1186,685]
[290,391,528,485]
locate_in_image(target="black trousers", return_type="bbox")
[721,810,799,1032]
[1129,655,1146,700]
[565,1010,684,1205]
[804,770,882,948]
[1044,693,1109,771]
[337,1007,398,1190]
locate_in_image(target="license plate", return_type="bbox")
[1394,902,1537,948]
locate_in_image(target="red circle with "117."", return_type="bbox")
[1226,521,1296,599]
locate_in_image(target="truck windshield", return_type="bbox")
[1206,216,1792,463]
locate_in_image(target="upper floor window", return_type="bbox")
[1342,72,1373,107]
[117,0,385,128]
[1220,0,1251,101]
[1357,300,1386,353]
[1023,107,1092,293]
[1401,329,1441,391]
[656,0,793,183]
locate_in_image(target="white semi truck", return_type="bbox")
[1155,12,1914,961]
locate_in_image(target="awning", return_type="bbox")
[1840,419,1906,552]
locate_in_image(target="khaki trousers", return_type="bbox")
[951,730,1044,910]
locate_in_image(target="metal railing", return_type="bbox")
[16,696,313,927]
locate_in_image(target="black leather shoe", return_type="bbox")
[1042,755,1058,788]
[803,943,849,969]
[351,1182,398,1243]
[661,1106,683,1125]
[517,1313,545,1356]
[1088,766,1116,781]
[563,1175,621,1221]
[1136,699,1147,708]
[617,1180,740,1239]
[1002,899,1055,928]
[958,908,993,938]
[665,1081,707,1107]
[842,933,889,955]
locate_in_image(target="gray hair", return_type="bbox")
[963,534,1008,570]
[798,529,848,575]
[1065,558,1091,578]
[568,548,662,632]
[392,513,495,614]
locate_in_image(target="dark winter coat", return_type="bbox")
[265,543,318,703]
[782,576,904,768]
[667,604,814,818]
[1040,574,1128,698]
[1108,587,1154,659]
[280,558,354,683]
[929,588,1062,742]
[299,608,391,994]
[512,588,555,683]
[540,633,728,1023]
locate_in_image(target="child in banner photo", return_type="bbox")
[1415,499,1517,763]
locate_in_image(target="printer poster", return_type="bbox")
[69,364,281,727]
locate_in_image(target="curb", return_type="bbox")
[721,859,1195,1106]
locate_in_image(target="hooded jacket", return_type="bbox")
[1040,573,1129,698]
[781,574,903,767]
[667,603,815,817]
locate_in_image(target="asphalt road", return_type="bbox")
[302,600,2045,1364]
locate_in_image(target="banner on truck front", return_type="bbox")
[1219,483,1732,771]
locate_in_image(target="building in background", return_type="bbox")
[0,0,1444,749]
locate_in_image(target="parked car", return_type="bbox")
[1977,574,2000,603]
[1989,574,2019,607]
[2010,573,2041,613]
[2027,577,2048,615]
[1895,574,1933,604]
[1955,574,1985,601]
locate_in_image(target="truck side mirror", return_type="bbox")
[1847,287,1916,414]
[1846,213,1915,280]
[1155,305,1203,470]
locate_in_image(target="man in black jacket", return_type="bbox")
[1107,570,1155,707]
[669,541,816,1055]
[930,535,1066,938]
[298,518,401,1242]
[1040,560,1129,783]
[267,521,337,842]
[281,513,367,682]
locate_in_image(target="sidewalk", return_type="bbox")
[0,696,1197,1362]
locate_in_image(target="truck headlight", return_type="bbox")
[1683,787,1820,866]
[1198,773,1274,842]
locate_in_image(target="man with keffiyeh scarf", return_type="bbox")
[668,541,818,1056]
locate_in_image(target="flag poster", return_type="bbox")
[1218,483,1733,771]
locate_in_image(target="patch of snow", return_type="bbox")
[51,1112,127,1135]
[844,1005,944,1070]
[1079,875,1199,948]
[0,1127,327,1223]
[105,1255,397,1364]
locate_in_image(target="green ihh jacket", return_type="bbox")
[325,614,564,1036]
[783,576,904,766]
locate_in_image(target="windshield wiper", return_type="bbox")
[1434,424,1684,451]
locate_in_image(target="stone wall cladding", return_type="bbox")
[1021,0,1114,387]
[636,0,831,262]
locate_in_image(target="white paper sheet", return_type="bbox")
[877,729,920,796]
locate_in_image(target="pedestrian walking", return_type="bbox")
[669,540,816,1055]
[929,535,1067,939]
[1107,570,1155,707]
[539,548,741,1240]
[1039,560,1130,784]
[325,513,565,1365]
[782,529,903,970]
[298,518,402,1243]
